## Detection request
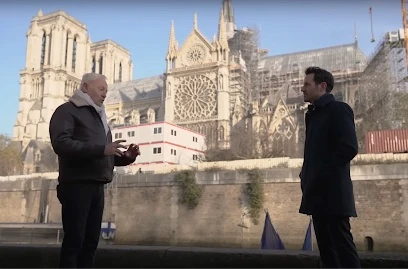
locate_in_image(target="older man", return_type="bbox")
[49,73,140,268]
[299,67,360,268]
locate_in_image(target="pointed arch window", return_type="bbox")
[33,78,40,99]
[206,124,213,143]
[99,56,103,74]
[167,82,172,97]
[72,37,77,72]
[113,61,116,81]
[40,32,46,67]
[119,63,122,82]
[64,33,69,67]
[91,56,96,72]
[202,125,207,137]
[48,32,53,65]
[64,81,69,97]
[219,126,225,140]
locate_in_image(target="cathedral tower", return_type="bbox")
[90,40,133,85]
[13,10,91,147]
[13,10,133,148]
[164,10,231,148]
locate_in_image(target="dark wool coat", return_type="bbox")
[299,93,358,217]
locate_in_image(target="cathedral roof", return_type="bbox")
[91,39,130,54]
[258,43,367,74]
[286,96,304,105]
[266,82,302,106]
[105,75,164,105]
[22,140,58,171]
[277,82,299,99]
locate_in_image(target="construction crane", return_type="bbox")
[369,1,375,42]
[370,0,408,64]
[402,0,408,66]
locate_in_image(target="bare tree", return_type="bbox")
[353,71,408,153]
[352,36,408,152]
[204,124,283,161]
[391,90,408,128]
[0,134,23,176]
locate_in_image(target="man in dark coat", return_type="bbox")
[49,73,140,268]
[299,67,361,268]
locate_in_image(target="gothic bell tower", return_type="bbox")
[13,9,133,149]
[13,10,91,147]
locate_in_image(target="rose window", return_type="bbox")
[174,75,217,121]
[187,46,205,64]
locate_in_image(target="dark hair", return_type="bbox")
[305,66,334,92]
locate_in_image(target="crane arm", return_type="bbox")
[402,0,408,66]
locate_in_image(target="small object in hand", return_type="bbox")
[135,145,140,156]
[124,143,140,158]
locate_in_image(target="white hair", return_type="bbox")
[80,73,107,89]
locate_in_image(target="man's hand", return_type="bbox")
[104,140,127,157]
[124,144,140,159]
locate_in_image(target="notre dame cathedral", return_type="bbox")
[12,0,368,173]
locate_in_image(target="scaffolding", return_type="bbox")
[402,0,408,66]
[352,30,408,151]
[229,60,250,114]
[256,42,366,106]
[225,21,408,156]
[228,26,262,103]
[355,30,407,120]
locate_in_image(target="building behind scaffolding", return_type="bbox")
[355,30,407,120]
[228,39,368,158]
[227,25,408,157]
[353,29,408,151]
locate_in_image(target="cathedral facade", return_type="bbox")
[13,9,133,148]
[12,0,369,173]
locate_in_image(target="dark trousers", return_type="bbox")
[57,182,105,268]
[312,215,361,268]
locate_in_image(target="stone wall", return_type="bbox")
[0,161,408,252]
[124,153,408,174]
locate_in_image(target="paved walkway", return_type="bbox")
[0,244,406,268]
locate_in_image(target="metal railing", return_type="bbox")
[0,222,116,245]
[0,224,63,245]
